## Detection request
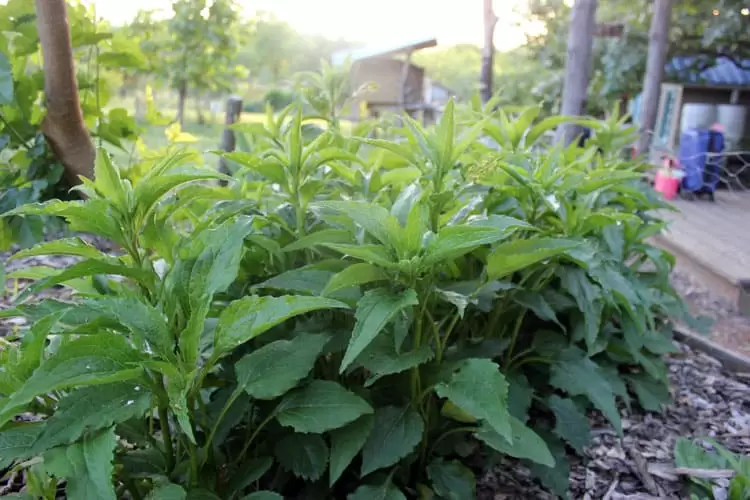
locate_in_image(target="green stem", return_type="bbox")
[503,311,527,370]
[158,404,175,472]
[427,426,476,458]
[204,388,241,456]
[0,113,31,148]
[234,412,275,466]
[436,311,461,363]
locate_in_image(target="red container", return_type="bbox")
[654,169,680,199]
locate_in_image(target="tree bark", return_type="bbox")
[635,0,674,157]
[556,0,599,145]
[35,0,95,183]
[195,91,205,125]
[480,0,498,103]
[176,80,187,127]
[218,96,243,181]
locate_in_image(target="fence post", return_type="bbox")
[218,95,243,179]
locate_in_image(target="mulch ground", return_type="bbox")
[3,246,750,499]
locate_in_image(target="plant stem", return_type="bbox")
[427,426,476,458]
[204,388,241,455]
[436,311,461,363]
[503,310,527,370]
[158,404,175,472]
[234,412,275,466]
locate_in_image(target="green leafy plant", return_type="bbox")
[0,86,696,498]
[675,437,750,500]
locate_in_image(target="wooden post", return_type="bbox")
[636,0,674,157]
[556,0,599,145]
[218,95,243,178]
[400,50,414,112]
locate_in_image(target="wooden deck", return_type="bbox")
[653,190,750,311]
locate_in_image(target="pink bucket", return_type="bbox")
[654,169,680,199]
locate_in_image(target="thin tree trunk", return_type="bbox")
[35,0,95,183]
[556,0,599,145]
[176,80,187,127]
[480,0,498,103]
[636,0,674,156]
[195,91,205,125]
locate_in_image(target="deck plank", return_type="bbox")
[657,191,750,284]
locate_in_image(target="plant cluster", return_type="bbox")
[0,90,695,499]
[675,437,750,499]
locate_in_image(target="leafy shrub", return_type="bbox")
[675,438,750,499]
[0,95,693,499]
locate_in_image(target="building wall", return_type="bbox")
[348,57,425,120]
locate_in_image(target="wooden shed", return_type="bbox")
[332,38,444,122]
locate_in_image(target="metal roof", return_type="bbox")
[332,38,437,65]
[666,56,750,87]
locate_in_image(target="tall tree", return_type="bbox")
[35,0,94,182]
[556,0,599,144]
[635,0,674,156]
[480,0,498,103]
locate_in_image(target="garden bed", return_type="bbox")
[3,251,750,499]
[481,343,750,499]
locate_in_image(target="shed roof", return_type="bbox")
[332,37,437,65]
[666,56,750,87]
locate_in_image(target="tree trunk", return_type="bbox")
[635,0,674,157]
[176,80,187,127]
[35,0,95,183]
[556,0,599,145]
[480,0,498,103]
[195,92,205,125]
[218,96,243,181]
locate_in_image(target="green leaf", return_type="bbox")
[528,432,571,499]
[213,295,349,355]
[348,478,407,500]
[507,373,533,421]
[314,201,405,254]
[85,297,173,359]
[421,224,513,267]
[241,493,283,500]
[44,427,117,500]
[146,484,187,500]
[329,415,374,486]
[323,263,389,296]
[558,267,601,351]
[274,433,328,481]
[0,334,143,427]
[254,268,333,295]
[226,458,273,496]
[33,382,151,453]
[323,243,397,268]
[548,395,590,454]
[361,406,424,476]
[275,380,373,433]
[24,259,151,296]
[134,170,225,221]
[626,374,670,413]
[427,460,476,500]
[282,229,353,252]
[487,238,580,279]
[93,152,128,211]
[514,291,562,327]
[434,359,512,440]
[9,238,108,262]
[0,422,43,469]
[355,332,434,387]
[340,288,418,373]
[549,352,621,435]
[474,417,555,467]
[0,52,14,105]
[235,333,330,400]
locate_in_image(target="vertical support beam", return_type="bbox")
[400,50,413,112]
[218,95,243,179]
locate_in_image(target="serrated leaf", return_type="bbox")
[548,395,590,454]
[435,359,511,440]
[340,288,418,373]
[315,201,405,253]
[0,422,43,469]
[487,238,580,279]
[0,334,143,427]
[514,291,562,328]
[9,238,108,262]
[361,406,424,476]
[507,373,533,421]
[323,263,388,296]
[421,224,512,267]
[329,415,374,486]
[85,297,173,359]
[474,417,555,467]
[94,152,127,210]
[276,380,373,433]
[550,351,621,435]
[427,460,476,500]
[348,478,407,500]
[558,267,601,350]
[282,229,353,252]
[235,333,330,400]
[241,493,283,500]
[528,432,571,499]
[33,382,151,453]
[213,295,349,355]
[274,433,328,481]
[626,374,670,413]
[226,457,273,497]
[355,330,433,386]
[146,484,187,500]
[44,427,117,500]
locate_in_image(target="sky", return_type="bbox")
[85,0,536,51]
